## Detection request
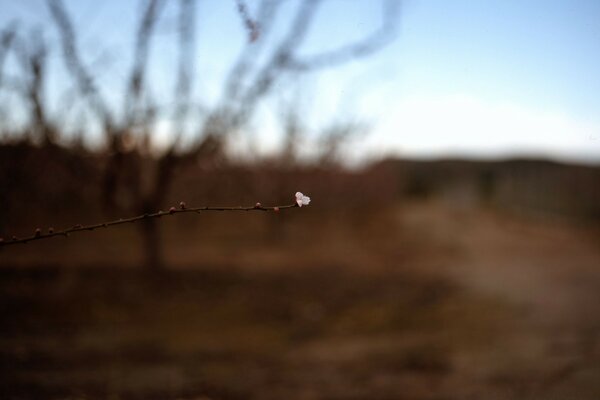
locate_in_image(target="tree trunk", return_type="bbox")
[138,152,177,271]
[140,216,164,271]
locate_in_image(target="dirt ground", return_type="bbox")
[1,200,599,399]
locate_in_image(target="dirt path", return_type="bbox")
[400,201,600,398]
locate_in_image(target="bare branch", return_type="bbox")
[124,0,166,124]
[193,0,395,158]
[237,0,399,113]
[223,0,282,101]
[0,22,18,88]
[15,29,53,142]
[201,0,322,137]
[240,0,322,107]
[287,0,400,71]
[47,0,114,130]
[0,201,301,248]
[171,0,196,149]
[234,0,260,42]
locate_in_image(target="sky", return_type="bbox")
[1,0,599,164]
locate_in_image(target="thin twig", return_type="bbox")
[234,0,260,42]
[0,202,298,248]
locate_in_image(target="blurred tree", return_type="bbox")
[1,0,400,269]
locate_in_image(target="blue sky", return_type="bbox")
[1,0,599,163]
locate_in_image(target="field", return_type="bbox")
[2,200,599,399]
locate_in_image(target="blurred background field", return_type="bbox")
[2,151,599,399]
[1,0,600,399]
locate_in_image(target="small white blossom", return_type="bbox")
[295,192,311,207]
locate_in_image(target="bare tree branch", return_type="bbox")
[0,201,301,247]
[12,29,54,142]
[194,0,323,143]
[287,0,400,71]
[0,22,18,88]
[240,0,399,109]
[171,0,196,149]
[223,0,282,102]
[239,0,322,108]
[186,0,399,164]
[47,0,114,131]
[124,0,166,125]
[234,0,260,42]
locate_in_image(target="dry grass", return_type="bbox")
[2,200,599,399]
